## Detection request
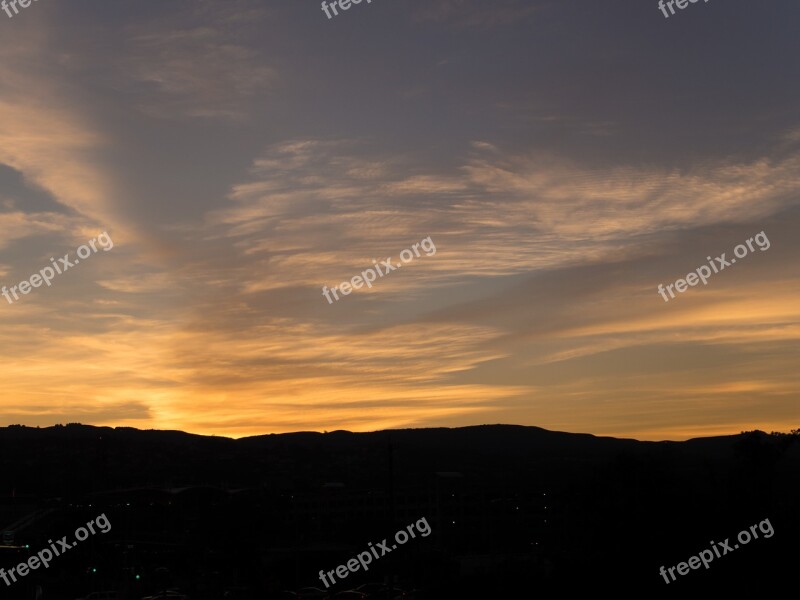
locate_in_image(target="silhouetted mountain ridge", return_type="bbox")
[1,423,797,594]
[0,422,786,496]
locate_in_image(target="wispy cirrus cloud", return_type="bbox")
[1,0,798,442]
[119,3,277,120]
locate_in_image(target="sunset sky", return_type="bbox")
[1,0,798,440]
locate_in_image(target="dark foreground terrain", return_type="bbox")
[0,424,798,597]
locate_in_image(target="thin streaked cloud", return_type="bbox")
[0,0,798,440]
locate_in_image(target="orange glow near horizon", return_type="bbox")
[0,3,798,442]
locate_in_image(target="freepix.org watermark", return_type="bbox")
[1,0,39,19]
[2,231,114,305]
[321,0,374,20]
[318,517,432,589]
[0,514,112,587]
[322,236,436,304]
[657,0,710,19]
[657,231,770,303]
[659,517,773,584]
